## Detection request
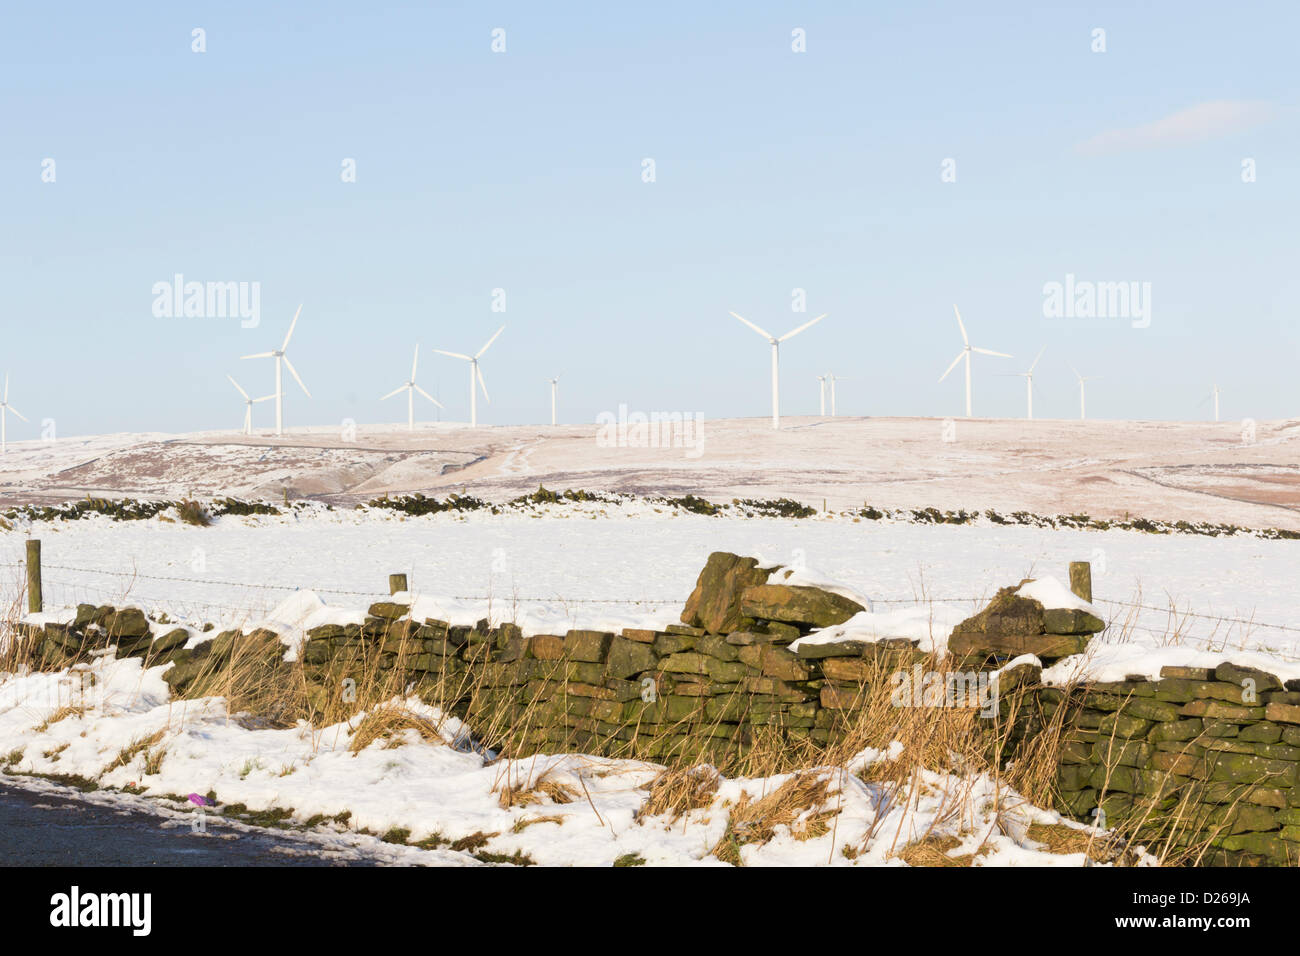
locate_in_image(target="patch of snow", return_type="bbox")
[1016,576,1100,615]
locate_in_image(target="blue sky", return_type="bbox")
[2,1,1297,436]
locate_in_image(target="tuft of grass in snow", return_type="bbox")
[711,771,837,865]
[348,703,444,754]
[494,765,578,809]
[103,728,166,774]
[636,764,720,823]
[34,705,85,733]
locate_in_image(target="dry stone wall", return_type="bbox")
[17,551,1300,865]
[1008,665,1300,866]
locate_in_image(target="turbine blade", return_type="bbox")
[7,406,27,423]
[476,325,505,358]
[1028,345,1047,373]
[381,385,406,401]
[433,349,472,361]
[3,374,7,402]
[1067,363,1082,382]
[226,375,251,400]
[729,311,773,340]
[414,384,444,408]
[253,394,276,403]
[282,356,311,397]
[953,305,969,345]
[241,352,275,360]
[938,351,964,382]
[476,365,490,402]
[972,347,1012,358]
[778,313,826,342]
[411,344,420,381]
[281,304,303,351]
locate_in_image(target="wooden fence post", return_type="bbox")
[26,539,42,613]
[389,573,408,596]
[1069,561,1092,603]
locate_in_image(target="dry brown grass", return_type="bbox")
[893,834,978,867]
[1025,822,1134,864]
[494,763,580,809]
[347,703,444,754]
[34,704,86,733]
[103,728,166,774]
[511,814,565,833]
[710,771,837,865]
[174,631,299,727]
[636,763,721,822]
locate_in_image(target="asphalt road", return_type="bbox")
[0,781,376,866]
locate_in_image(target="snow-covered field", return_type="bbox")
[2,501,1296,658]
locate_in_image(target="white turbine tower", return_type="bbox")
[826,372,849,417]
[547,375,560,426]
[938,305,1012,418]
[240,304,310,437]
[433,326,504,427]
[730,311,827,429]
[382,344,444,431]
[226,375,274,436]
[1068,364,1101,420]
[816,374,828,416]
[1208,383,1222,422]
[1005,346,1047,420]
[0,374,28,454]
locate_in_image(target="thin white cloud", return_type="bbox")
[1076,99,1275,155]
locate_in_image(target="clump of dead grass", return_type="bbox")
[348,703,444,754]
[103,728,166,774]
[495,765,580,809]
[710,771,838,865]
[637,764,721,823]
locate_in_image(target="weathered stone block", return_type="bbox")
[680,552,774,634]
[738,584,865,629]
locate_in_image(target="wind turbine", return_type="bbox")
[1068,364,1101,420]
[1004,346,1047,420]
[433,326,504,427]
[547,375,560,426]
[816,374,828,416]
[226,375,274,436]
[730,311,827,429]
[240,304,310,437]
[382,344,444,431]
[938,305,1012,417]
[826,372,849,417]
[1205,383,1222,422]
[0,374,28,454]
